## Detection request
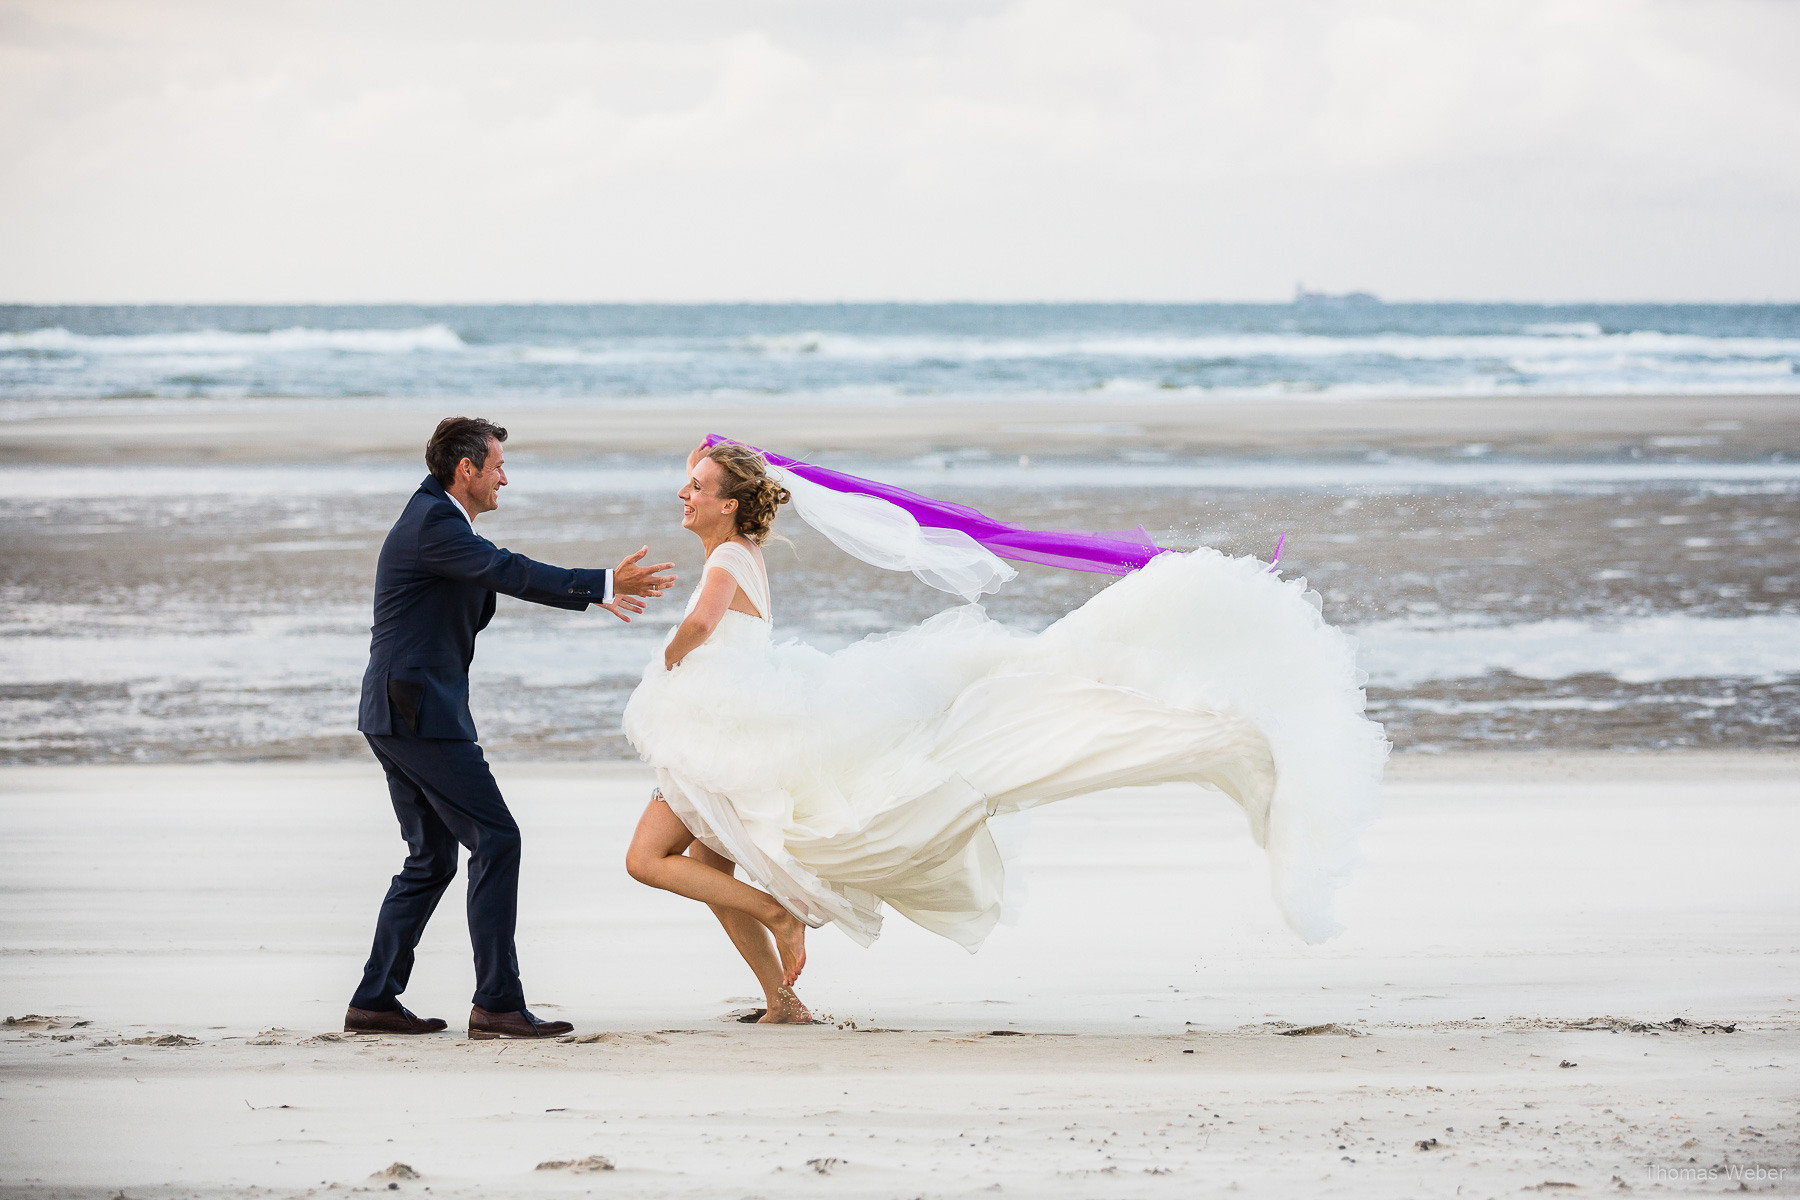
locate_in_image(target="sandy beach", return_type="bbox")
[3,751,1796,1198]
[3,392,1796,464]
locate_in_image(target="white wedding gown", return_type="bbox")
[622,538,1387,951]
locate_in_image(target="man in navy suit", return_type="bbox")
[345,417,675,1039]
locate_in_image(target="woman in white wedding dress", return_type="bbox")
[622,443,815,1023]
[623,442,1387,1025]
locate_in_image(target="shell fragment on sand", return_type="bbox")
[3,1014,88,1030]
[1560,1016,1737,1034]
[90,1033,201,1048]
[535,1156,614,1173]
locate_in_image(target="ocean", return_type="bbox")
[2,302,1798,409]
[0,304,1795,764]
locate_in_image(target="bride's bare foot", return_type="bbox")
[758,986,813,1024]
[764,909,807,986]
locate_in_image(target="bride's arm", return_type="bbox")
[663,566,737,670]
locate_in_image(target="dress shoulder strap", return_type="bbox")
[706,540,771,621]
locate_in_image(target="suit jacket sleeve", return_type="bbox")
[416,505,609,609]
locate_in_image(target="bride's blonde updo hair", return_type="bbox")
[706,443,790,545]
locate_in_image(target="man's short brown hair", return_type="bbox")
[426,417,508,486]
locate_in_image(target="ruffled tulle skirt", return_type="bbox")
[620,549,1388,950]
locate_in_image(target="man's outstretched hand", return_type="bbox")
[614,547,677,599]
[595,549,674,623]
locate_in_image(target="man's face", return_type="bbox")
[460,438,507,514]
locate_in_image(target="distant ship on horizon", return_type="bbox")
[1294,283,1381,306]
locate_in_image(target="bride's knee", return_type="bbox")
[624,846,660,885]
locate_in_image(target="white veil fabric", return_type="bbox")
[778,469,1018,603]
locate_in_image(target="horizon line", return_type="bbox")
[3,297,1800,308]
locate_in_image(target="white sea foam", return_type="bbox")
[735,329,1800,364]
[1355,613,1800,687]
[3,611,1792,708]
[863,459,1800,492]
[1518,355,1798,380]
[0,625,663,689]
[7,456,1800,501]
[1367,694,1734,715]
[0,324,465,355]
[0,462,692,499]
[1521,322,1606,336]
[1127,375,1800,400]
[5,463,433,499]
[514,345,690,365]
[714,327,1800,398]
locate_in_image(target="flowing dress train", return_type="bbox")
[622,539,1387,950]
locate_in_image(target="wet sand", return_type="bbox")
[6,389,1800,766]
[6,426,1797,762]
[3,391,1797,463]
[2,752,1796,1198]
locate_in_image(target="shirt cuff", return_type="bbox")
[601,570,613,606]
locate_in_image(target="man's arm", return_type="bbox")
[416,506,608,609]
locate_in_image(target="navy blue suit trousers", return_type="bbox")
[353,728,525,1014]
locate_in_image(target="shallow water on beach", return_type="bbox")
[2,453,1794,763]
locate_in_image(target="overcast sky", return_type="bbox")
[1,0,1796,303]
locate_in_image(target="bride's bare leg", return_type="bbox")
[686,842,782,1004]
[625,795,808,985]
[687,842,813,1024]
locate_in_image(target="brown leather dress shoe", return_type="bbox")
[344,1005,449,1035]
[468,1006,574,1039]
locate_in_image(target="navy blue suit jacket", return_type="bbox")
[357,475,611,741]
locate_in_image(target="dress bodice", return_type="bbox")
[684,540,771,643]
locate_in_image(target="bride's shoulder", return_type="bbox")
[703,540,767,586]
[710,537,764,564]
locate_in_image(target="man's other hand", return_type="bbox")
[597,595,647,622]
[614,547,677,598]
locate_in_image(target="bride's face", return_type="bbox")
[679,457,737,539]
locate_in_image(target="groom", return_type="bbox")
[345,417,675,1039]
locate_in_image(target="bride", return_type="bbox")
[622,442,815,1023]
[623,440,1387,1025]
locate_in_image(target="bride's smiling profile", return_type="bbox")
[623,436,1386,1028]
